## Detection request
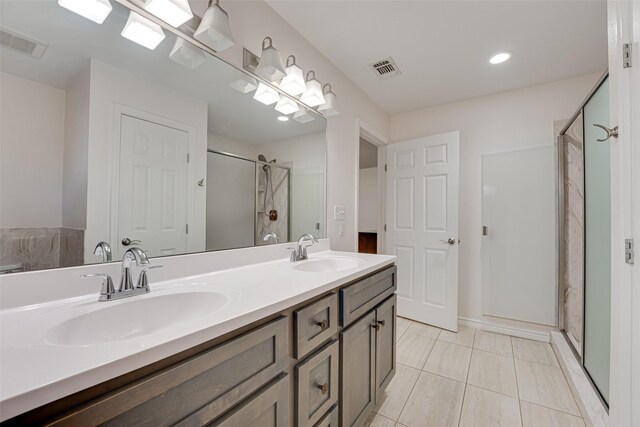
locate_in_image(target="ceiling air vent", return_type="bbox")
[369,57,401,80]
[0,27,47,59]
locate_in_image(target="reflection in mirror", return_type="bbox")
[0,0,326,273]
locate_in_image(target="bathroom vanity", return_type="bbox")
[0,244,396,427]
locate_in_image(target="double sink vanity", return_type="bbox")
[0,240,397,426]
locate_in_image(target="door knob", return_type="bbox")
[439,238,456,245]
[121,237,141,246]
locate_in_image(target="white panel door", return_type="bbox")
[386,131,460,331]
[481,146,556,326]
[117,115,189,258]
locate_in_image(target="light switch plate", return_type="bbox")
[334,205,345,221]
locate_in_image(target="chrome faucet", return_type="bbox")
[289,234,318,261]
[262,232,279,244]
[120,247,149,292]
[93,241,112,262]
[81,247,162,302]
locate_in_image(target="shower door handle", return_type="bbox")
[593,124,619,142]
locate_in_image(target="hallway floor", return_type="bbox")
[367,317,586,427]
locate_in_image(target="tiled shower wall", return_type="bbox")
[561,115,585,355]
[255,165,289,245]
[0,228,84,272]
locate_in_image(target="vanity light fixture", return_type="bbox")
[194,0,234,52]
[255,37,286,83]
[293,107,314,124]
[143,0,192,28]
[277,116,289,122]
[279,55,307,96]
[121,11,166,50]
[489,52,512,64]
[169,37,206,69]
[229,75,258,94]
[253,82,280,105]
[317,83,339,116]
[274,97,300,115]
[299,71,325,107]
[58,0,112,24]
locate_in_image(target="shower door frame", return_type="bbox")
[556,71,610,408]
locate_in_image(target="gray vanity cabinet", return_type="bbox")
[374,295,397,404]
[340,311,377,427]
[211,375,290,427]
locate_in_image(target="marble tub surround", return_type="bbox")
[0,227,84,272]
[369,318,587,427]
[0,238,395,420]
[560,115,585,355]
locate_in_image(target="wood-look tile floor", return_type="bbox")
[366,317,585,427]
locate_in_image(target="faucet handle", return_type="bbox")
[81,273,115,299]
[136,265,163,290]
[286,247,297,262]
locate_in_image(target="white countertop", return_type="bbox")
[0,249,394,421]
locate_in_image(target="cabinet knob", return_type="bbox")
[372,323,381,331]
[378,320,385,327]
[317,383,328,395]
[315,320,329,331]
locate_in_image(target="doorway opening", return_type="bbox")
[358,137,380,254]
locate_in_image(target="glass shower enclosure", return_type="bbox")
[558,74,611,405]
[205,150,290,251]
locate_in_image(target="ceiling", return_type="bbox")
[0,1,325,145]
[267,0,608,115]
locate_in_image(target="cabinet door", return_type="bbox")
[340,311,376,427]
[296,341,339,427]
[210,375,290,427]
[375,295,397,403]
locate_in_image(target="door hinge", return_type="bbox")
[384,224,387,232]
[625,239,634,264]
[187,153,190,163]
[186,224,189,234]
[384,164,388,172]
[623,43,632,68]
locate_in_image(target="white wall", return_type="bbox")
[208,133,261,160]
[390,73,602,327]
[358,167,378,233]
[0,72,65,229]
[85,60,208,261]
[190,0,390,251]
[62,67,90,230]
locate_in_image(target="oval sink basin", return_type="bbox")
[46,292,227,346]
[294,257,364,273]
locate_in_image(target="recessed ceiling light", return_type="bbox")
[489,52,512,65]
[277,116,289,122]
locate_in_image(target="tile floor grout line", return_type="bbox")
[393,364,424,425]
[511,336,525,427]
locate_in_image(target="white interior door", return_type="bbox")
[117,115,189,258]
[386,131,460,331]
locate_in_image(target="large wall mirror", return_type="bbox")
[0,0,327,273]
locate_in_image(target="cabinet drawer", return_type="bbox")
[340,266,396,326]
[294,294,338,359]
[375,295,397,404]
[314,405,338,427]
[295,341,339,427]
[210,375,290,427]
[63,317,288,427]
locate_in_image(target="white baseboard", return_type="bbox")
[458,316,552,342]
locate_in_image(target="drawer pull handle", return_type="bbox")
[317,383,328,395]
[316,320,329,331]
[372,320,385,331]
